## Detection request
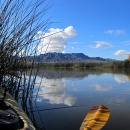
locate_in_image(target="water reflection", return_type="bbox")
[106,97,126,104]
[33,69,130,106]
[114,74,129,83]
[24,68,130,130]
[36,78,77,106]
[90,84,112,92]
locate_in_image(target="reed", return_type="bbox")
[0,1,50,125]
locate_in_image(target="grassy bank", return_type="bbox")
[27,60,130,68]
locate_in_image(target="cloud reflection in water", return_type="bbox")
[114,74,129,83]
[90,84,112,92]
[36,78,77,106]
[106,97,126,104]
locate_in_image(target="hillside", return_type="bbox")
[27,53,114,62]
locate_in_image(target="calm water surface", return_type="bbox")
[27,68,130,130]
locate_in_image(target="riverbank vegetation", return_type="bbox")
[0,0,50,81]
[0,0,50,118]
[26,60,130,69]
[0,1,52,129]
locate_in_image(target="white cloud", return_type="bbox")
[105,30,125,35]
[36,78,77,106]
[62,50,66,54]
[36,26,77,53]
[37,31,43,35]
[90,41,112,48]
[114,75,129,83]
[105,30,114,34]
[114,50,130,56]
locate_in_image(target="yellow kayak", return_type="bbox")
[0,88,36,130]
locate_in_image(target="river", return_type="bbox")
[25,68,130,130]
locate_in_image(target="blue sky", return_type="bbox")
[37,0,130,60]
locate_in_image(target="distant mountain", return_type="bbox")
[28,52,114,62]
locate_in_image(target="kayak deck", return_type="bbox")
[0,88,36,130]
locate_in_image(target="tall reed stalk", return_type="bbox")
[0,0,51,119]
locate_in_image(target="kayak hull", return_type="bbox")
[0,88,36,130]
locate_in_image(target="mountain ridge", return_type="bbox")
[28,52,114,62]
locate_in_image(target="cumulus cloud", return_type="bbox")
[36,78,77,106]
[114,50,130,56]
[35,26,77,53]
[90,84,112,92]
[114,75,129,83]
[90,41,112,48]
[105,30,125,35]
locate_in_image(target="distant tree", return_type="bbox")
[124,60,130,68]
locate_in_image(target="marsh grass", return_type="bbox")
[31,60,130,69]
[0,1,51,129]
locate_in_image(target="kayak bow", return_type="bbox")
[0,88,36,130]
